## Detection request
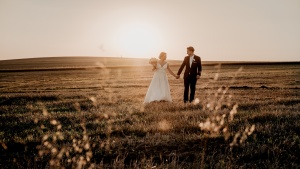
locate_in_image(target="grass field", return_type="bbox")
[0,57,299,168]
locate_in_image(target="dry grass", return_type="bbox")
[0,58,299,168]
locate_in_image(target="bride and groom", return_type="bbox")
[144,46,202,104]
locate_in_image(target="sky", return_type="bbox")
[0,0,299,61]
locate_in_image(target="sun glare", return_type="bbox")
[115,22,163,58]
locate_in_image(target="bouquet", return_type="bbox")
[149,57,158,71]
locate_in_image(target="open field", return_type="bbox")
[0,57,182,71]
[0,57,299,168]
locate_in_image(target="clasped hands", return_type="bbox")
[175,75,200,79]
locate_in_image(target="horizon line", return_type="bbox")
[0,55,299,63]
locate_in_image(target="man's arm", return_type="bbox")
[177,57,186,76]
[197,56,202,76]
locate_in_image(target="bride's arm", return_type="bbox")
[167,64,177,77]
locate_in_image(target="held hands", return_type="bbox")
[175,75,200,79]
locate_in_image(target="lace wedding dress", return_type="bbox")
[144,62,172,103]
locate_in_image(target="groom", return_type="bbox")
[176,46,202,103]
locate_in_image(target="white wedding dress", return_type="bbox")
[144,62,172,103]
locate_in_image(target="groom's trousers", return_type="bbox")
[184,76,197,103]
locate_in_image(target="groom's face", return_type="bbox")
[187,50,193,56]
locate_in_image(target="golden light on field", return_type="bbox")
[114,22,164,58]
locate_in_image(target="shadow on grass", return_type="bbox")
[0,95,59,105]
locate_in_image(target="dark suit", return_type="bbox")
[177,55,202,102]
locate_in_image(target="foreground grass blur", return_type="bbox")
[0,59,299,168]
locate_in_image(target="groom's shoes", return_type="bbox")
[184,100,194,104]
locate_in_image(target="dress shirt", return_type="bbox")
[189,55,194,67]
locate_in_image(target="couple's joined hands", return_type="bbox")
[174,75,200,79]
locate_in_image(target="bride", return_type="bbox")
[144,52,177,103]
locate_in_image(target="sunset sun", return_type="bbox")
[115,22,163,58]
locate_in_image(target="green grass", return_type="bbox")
[0,58,299,168]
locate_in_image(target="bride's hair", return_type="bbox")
[159,52,167,59]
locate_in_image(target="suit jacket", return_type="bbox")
[177,55,202,79]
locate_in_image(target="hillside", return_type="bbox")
[0,56,298,72]
[0,57,184,71]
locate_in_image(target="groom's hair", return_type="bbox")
[187,46,195,52]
